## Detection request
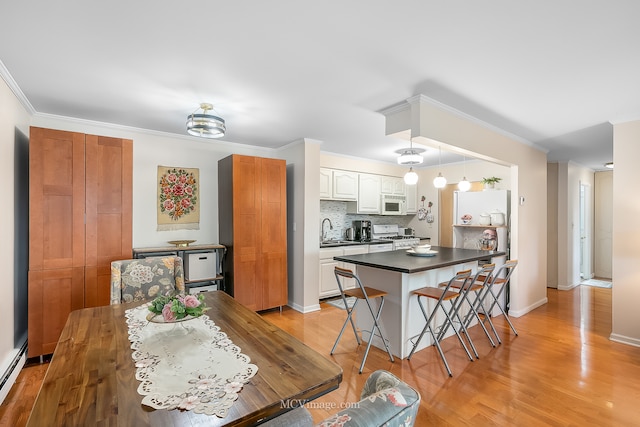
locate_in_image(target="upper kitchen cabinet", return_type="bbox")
[218,155,288,311]
[319,168,357,200]
[405,183,418,214]
[353,173,381,214]
[381,176,405,196]
[28,127,132,357]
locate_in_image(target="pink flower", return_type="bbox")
[185,186,193,195]
[179,174,188,183]
[183,295,200,308]
[162,303,176,322]
[178,395,199,410]
[172,184,185,197]
[168,173,177,183]
[163,199,175,211]
[181,198,192,209]
[224,381,243,394]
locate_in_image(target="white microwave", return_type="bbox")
[380,195,406,215]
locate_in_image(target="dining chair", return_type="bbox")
[476,259,519,343]
[331,266,394,373]
[408,269,473,377]
[110,256,185,304]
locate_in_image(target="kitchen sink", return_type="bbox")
[320,239,363,248]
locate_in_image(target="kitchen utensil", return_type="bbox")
[479,213,491,225]
[490,210,505,225]
[345,227,356,241]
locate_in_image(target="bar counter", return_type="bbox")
[333,246,506,359]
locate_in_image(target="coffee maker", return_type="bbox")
[353,220,372,242]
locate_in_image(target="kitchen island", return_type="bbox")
[333,246,506,359]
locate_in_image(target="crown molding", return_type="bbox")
[0,60,36,115]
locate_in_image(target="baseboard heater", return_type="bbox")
[0,340,28,404]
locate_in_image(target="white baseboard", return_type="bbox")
[287,301,321,314]
[610,333,640,348]
[509,296,548,318]
[0,341,28,405]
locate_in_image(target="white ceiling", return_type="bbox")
[2,1,638,171]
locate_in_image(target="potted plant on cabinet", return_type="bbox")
[481,176,501,190]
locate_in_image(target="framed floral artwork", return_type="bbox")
[157,166,200,231]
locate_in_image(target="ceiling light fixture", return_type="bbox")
[396,139,425,165]
[433,146,447,189]
[605,162,614,169]
[186,103,226,138]
[404,167,418,185]
[458,155,470,192]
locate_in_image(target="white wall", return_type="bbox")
[611,120,640,347]
[278,139,321,312]
[0,75,31,402]
[594,171,613,279]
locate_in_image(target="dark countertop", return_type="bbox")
[334,246,506,274]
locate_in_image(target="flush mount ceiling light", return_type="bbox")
[186,103,226,138]
[395,139,425,165]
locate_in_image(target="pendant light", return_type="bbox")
[397,139,423,185]
[433,146,447,188]
[458,155,471,192]
[404,167,418,185]
[186,103,226,138]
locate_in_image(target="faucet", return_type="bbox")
[321,218,333,241]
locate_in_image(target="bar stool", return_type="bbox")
[407,269,473,377]
[331,266,395,373]
[442,263,498,351]
[476,259,519,343]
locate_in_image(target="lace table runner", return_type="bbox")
[125,304,259,417]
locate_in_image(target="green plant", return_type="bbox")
[481,176,502,185]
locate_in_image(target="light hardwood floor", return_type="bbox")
[2,286,638,426]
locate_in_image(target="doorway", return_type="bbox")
[579,182,592,280]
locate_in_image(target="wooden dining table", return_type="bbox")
[27,290,342,426]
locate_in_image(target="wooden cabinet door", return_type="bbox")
[29,128,85,271]
[259,158,287,310]
[28,268,84,357]
[231,156,262,310]
[84,135,133,307]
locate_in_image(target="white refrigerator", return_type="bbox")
[453,189,510,315]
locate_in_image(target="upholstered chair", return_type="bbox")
[110,256,185,304]
[263,370,420,427]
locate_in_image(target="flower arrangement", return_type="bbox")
[148,293,207,322]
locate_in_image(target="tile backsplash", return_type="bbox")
[320,200,412,240]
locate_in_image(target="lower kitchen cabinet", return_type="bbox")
[319,245,368,298]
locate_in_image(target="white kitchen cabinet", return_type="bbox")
[381,176,405,195]
[319,168,332,199]
[332,170,358,200]
[405,182,418,214]
[319,168,357,200]
[319,245,368,298]
[355,173,381,214]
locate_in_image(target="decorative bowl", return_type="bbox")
[167,239,196,247]
[413,244,432,254]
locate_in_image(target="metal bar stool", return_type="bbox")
[331,266,394,373]
[476,259,519,343]
[407,269,473,377]
[441,263,498,350]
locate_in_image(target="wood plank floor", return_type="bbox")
[3,286,639,426]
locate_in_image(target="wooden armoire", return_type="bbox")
[28,127,132,357]
[218,155,287,311]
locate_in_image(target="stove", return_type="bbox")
[371,224,420,250]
